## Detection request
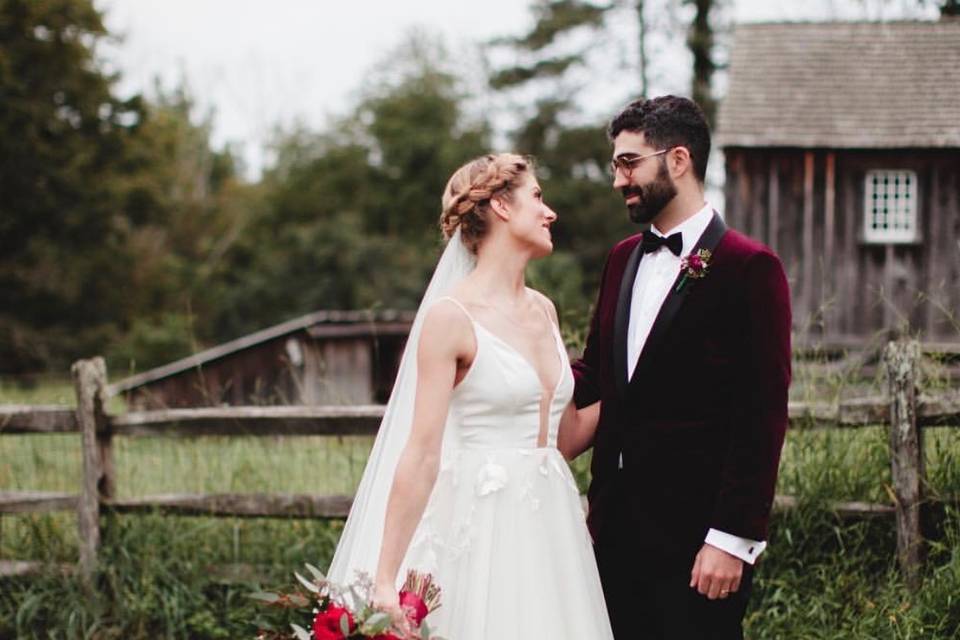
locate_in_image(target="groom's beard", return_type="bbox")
[623,163,678,224]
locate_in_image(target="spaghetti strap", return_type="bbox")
[437,296,475,323]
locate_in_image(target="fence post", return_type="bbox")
[98,388,115,502]
[72,357,108,584]
[883,339,924,591]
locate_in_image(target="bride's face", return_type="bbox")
[502,173,557,257]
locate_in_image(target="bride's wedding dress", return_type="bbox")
[395,296,614,639]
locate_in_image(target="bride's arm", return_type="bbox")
[372,303,471,612]
[558,400,600,460]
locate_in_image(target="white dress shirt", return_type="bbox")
[624,203,765,565]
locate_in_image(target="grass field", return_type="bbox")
[2,372,959,638]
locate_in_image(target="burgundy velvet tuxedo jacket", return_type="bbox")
[572,213,792,570]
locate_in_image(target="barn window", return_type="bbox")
[863,170,919,243]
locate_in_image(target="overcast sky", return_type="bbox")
[96,0,939,177]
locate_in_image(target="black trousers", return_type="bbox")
[595,535,754,640]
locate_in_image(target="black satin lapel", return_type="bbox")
[629,213,728,386]
[613,239,645,396]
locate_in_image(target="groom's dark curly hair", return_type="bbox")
[608,95,711,184]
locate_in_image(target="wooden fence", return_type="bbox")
[1,340,959,591]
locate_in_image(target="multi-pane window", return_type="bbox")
[864,170,919,243]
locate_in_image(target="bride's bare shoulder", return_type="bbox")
[424,297,472,325]
[525,287,559,326]
[420,297,476,353]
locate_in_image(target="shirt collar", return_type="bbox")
[651,203,715,258]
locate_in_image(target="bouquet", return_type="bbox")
[251,565,444,640]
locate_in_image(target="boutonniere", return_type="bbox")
[675,249,711,293]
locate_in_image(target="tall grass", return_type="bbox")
[0,376,78,406]
[2,513,343,639]
[1,434,376,496]
[750,505,960,639]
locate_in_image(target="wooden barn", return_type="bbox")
[716,19,960,343]
[110,310,415,409]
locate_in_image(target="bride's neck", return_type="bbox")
[472,241,529,302]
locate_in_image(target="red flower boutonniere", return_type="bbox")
[675,249,711,293]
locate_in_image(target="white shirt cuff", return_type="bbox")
[705,528,766,565]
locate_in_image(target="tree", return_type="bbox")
[487,0,613,139]
[685,0,720,127]
[0,0,143,372]
[923,0,960,15]
[488,0,728,126]
[106,85,253,372]
[208,35,492,340]
[358,33,491,239]
[489,0,610,94]
[0,0,249,373]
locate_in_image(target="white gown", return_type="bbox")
[398,297,614,639]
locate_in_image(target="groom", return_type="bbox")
[573,96,791,639]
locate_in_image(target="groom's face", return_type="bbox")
[611,131,677,225]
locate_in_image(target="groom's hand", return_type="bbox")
[689,543,743,600]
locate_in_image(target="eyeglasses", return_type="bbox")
[609,148,670,177]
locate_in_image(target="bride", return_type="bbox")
[326,153,613,639]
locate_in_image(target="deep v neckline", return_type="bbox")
[440,295,565,449]
[471,320,566,397]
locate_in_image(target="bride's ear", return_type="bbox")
[489,195,511,222]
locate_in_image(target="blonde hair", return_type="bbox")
[439,153,533,253]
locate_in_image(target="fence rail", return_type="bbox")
[0,405,77,433]
[1,341,958,589]
[5,397,958,437]
[0,491,78,514]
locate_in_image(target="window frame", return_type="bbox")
[863,169,920,244]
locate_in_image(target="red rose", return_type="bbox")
[687,254,703,270]
[398,590,429,627]
[312,603,355,640]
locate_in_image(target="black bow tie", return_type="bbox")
[640,231,683,256]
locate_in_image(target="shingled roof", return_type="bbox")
[716,20,960,149]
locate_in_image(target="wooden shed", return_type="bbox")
[110,310,416,409]
[716,20,960,343]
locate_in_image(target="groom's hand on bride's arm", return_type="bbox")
[689,543,743,600]
[558,401,600,460]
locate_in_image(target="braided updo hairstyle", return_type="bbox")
[440,153,533,254]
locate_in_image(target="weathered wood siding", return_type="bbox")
[724,148,960,341]
[123,332,407,409]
